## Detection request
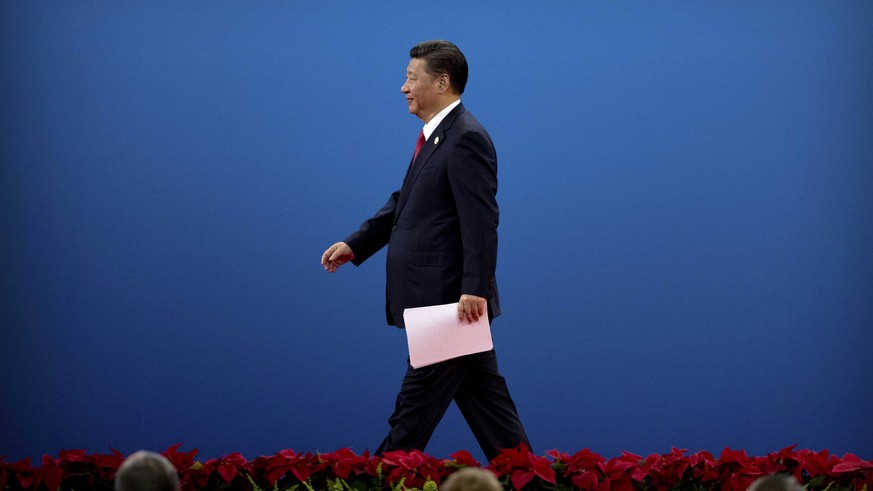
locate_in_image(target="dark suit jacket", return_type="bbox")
[345,103,501,328]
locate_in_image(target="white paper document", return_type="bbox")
[402,302,493,369]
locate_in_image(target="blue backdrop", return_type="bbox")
[2,1,872,464]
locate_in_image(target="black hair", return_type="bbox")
[409,40,468,95]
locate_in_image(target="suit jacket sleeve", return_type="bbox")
[447,129,499,298]
[344,189,399,266]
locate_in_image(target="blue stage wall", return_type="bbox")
[1,1,871,463]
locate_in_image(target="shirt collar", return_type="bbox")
[422,98,461,141]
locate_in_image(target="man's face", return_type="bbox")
[401,58,441,123]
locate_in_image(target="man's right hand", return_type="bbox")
[321,242,355,273]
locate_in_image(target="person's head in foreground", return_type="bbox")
[747,474,805,491]
[114,450,180,491]
[441,467,503,491]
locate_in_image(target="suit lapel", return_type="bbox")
[394,103,465,224]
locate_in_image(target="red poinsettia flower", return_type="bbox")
[564,448,606,472]
[714,448,766,491]
[92,448,126,480]
[489,445,526,478]
[489,444,556,490]
[263,449,324,485]
[489,443,529,473]
[828,452,873,491]
[212,452,247,484]
[191,453,247,488]
[58,449,88,464]
[158,444,199,491]
[449,450,481,468]
[188,460,214,488]
[319,448,370,480]
[831,453,873,474]
[631,453,661,484]
[639,450,682,489]
[592,452,640,491]
[6,457,34,490]
[2,444,872,491]
[657,447,692,485]
[381,449,448,488]
[34,454,65,491]
[365,454,383,478]
[527,453,557,487]
[556,447,606,489]
[52,448,98,490]
[690,450,721,482]
[162,444,198,471]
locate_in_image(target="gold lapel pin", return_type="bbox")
[434,136,440,145]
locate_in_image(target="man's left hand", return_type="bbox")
[458,294,487,323]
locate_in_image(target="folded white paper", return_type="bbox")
[403,302,493,369]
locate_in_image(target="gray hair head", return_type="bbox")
[441,467,503,491]
[115,450,180,491]
[748,474,805,491]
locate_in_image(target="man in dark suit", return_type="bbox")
[321,40,530,461]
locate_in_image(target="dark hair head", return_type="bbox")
[409,40,468,95]
[115,451,180,491]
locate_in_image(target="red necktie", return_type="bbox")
[412,131,426,163]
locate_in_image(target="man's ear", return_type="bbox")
[438,73,451,93]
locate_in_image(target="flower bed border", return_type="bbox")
[1,444,871,491]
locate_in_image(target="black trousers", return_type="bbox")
[375,349,531,462]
